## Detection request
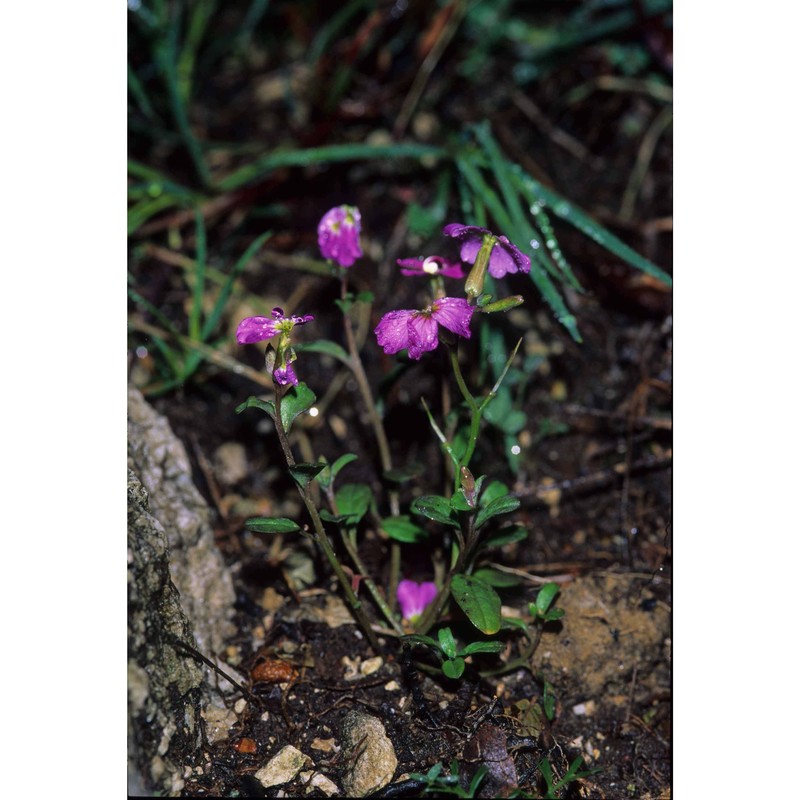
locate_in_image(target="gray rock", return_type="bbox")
[127,387,239,795]
[127,386,236,655]
[339,710,397,797]
[127,469,205,796]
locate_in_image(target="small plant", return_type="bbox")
[404,625,504,680]
[538,755,599,800]
[409,760,488,799]
[235,204,550,660]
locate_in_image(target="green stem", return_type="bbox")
[449,345,483,489]
[339,275,402,611]
[274,385,381,652]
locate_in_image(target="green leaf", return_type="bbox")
[335,483,373,525]
[534,582,561,616]
[330,453,358,477]
[487,407,527,435]
[316,453,358,489]
[411,495,458,527]
[288,462,326,490]
[451,574,502,635]
[294,339,351,366]
[472,567,522,588]
[318,510,352,525]
[245,517,301,534]
[355,291,374,304]
[475,494,521,529]
[437,627,458,659]
[442,657,465,679]
[403,633,439,650]
[381,515,427,543]
[279,382,316,432]
[236,395,276,418]
[449,490,473,512]
[483,525,529,549]
[459,640,504,656]
[480,480,509,505]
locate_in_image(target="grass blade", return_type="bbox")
[512,166,672,285]
[216,141,447,192]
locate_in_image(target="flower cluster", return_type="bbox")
[318,205,363,267]
[236,307,314,386]
[374,297,474,360]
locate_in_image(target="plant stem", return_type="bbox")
[448,344,483,489]
[339,274,402,610]
[274,385,381,652]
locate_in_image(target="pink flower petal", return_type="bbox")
[375,309,414,355]
[431,297,474,339]
[407,313,439,360]
[236,316,279,344]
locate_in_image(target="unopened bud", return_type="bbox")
[479,295,524,314]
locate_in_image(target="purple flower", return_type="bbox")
[443,223,531,278]
[397,579,438,622]
[236,307,313,386]
[318,205,363,267]
[236,307,314,345]
[272,362,298,386]
[374,297,474,360]
[397,255,465,279]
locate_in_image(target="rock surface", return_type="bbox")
[128,386,236,655]
[127,386,238,795]
[127,470,205,796]
[339,710,398,797]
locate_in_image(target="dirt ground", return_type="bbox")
[129,3,672,796]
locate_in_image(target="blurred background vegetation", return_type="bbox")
[128,0,672,397]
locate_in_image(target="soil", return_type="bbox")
[128,3,672,797]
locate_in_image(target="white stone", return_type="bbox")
[255,745,312,789]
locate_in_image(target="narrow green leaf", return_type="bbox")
[216,141,447,192]
[475,494,521,529]
[411,495,458,527]
[513,166,672,285]
[472,567,522,588]
[244,517,301,534]
[381,515,427,543]
[279,382,316,432]
[318,510,352,525]
[451,574,502,635]
[442,657,465,679]
[201,231,272,341]
[459,640,505,656]
[483,525,529,549]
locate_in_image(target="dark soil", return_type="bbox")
[129,3,672,797]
